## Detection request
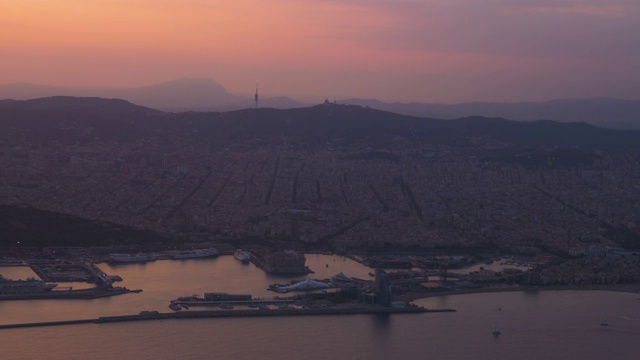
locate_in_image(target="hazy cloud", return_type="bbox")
[299,0,640,58]
[1,0,638,102]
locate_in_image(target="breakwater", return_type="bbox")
[0,306,455,330]
[0,287,141,301]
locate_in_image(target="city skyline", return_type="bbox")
[2,0,639,103]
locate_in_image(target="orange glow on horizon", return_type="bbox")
[1,0,639,102]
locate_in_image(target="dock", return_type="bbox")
[0,305,455,330]
[0,286,141,301]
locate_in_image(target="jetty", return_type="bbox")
[0,286,141,301]
[0,305,455,330]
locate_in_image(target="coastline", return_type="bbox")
[402,284,640,301]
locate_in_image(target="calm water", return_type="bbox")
[0,254,370,324]
[1,256,639,359]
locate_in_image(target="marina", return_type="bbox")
[0,254,638,359]
[0,254,374,325]
[1,286,638,360]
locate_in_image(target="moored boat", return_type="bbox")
[233,250,251,263]
[170,248,219,260]
[492,325,501,336]
[109,253,156,263]
[268,278,332,293]
[0,275,57,294]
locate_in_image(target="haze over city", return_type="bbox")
[3,1,640,359]
[2,0,640,103]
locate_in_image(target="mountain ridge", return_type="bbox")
[1,78,639,129]
[1,96,637,151]
[339,97,640,130]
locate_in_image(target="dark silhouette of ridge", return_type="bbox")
[3,79,638,129]
[0,96,162,141]
[0,78,306,112]
[340,97,640,130]
[1,97,639,151]
[0,204,167,248]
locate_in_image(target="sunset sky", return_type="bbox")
[2,0,639,103]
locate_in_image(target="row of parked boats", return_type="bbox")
[108,248,254,264]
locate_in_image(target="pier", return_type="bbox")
[0,286,141,301]
[0,305,455,330]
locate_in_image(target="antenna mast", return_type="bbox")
[254,81,259,109]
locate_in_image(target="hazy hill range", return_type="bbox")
[340,98,640,130]
[0,78,306,112]
[2,78,639,129]
[1,97,639,252]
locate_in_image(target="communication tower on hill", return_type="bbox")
[254,81,259,109]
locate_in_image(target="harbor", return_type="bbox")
[1,252,640,360]
[0,253,415,326]
[1,251,636,329]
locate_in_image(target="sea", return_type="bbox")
[1,254,639,360]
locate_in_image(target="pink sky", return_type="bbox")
[2,0,639,103]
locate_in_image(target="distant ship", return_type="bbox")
[233,250,251,263]
[109,253,156,263]
[0,275,57,294]
[492,325,501,336]
[171,248,219,260]
[268,278,331,293]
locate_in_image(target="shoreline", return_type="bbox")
[402,284,640,301]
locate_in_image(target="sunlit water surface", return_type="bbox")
[1,255,639,359]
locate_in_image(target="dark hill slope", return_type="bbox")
[172,104,640,152]
[2,98,639,152]
[0,96,162,141]
[0,205,167,248]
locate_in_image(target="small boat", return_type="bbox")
[233,250,251,263]
[109,253,155,263]
[171,248,219,260]
[492,325,501,336]
[601,319,608,327]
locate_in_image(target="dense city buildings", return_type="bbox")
[1,99,639,259]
